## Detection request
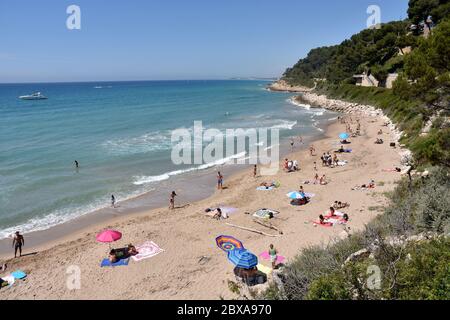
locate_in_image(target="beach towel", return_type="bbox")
[259,251,285,264]
[253,209,279,219]
[304,193,315,198]
[100,258,130,267]
[256,186,274,191]
[337,160,348,166]
[312,220,333,227]
[257,264,272,275]
[11,270,27,280]
[0,276,15,288]
[219,207,238,215]
[131,241,164,262]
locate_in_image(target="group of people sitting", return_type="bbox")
[321,152,340,167]
[352,180,376,190]
[375,138,384,144]
[205,207,229,220]
[333,201,350,209]
[283,158,299,172]
[317,207,350,226]
[291,186,310,206]
[108,244,139,263]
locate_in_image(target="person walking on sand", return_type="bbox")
[253,165,257,178]
[269,244,278,269]
[314,161,317,171]
[12,231,24,258]
[111,195,116,208]
[217,171,223,190]
[309,144,315,156]
[169,191,177,210]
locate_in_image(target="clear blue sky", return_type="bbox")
[0,0,409,83]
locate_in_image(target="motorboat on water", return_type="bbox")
[19,92,48,100]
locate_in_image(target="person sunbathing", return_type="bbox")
[352,180,375,190]
[109,249,126,263]
[333,201,350,209]
[213,208,223,220]
[319,175,328,185]
[127,244,139,256]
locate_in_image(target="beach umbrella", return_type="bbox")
[227,249,258,269]
[286,191,305,199]
[339,133,350,140]
[215,235,244,252]
[96,229,122,243]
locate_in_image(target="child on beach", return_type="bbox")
[169,191,177,209]
[269,244,278,268]
[217,172,223,190]
[309,145,315,156]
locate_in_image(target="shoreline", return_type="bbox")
[0,117,331,257]
[0,88,409,300]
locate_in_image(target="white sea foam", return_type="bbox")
[133,152,247,186]
[287,97,311,110]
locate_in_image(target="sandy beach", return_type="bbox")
[0,96,406,300]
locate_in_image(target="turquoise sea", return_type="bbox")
[0,80,334,239]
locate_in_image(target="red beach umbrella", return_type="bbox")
[96,229,122,243]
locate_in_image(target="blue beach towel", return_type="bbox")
[100,258,130,267]
[11,270,27,280]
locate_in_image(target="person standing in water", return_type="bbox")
[169,191,177,210]
[111,195,116,208]
[12,231,24,258]
[74,160,79,169]
[290,138,294,152]
[217,171,223,190]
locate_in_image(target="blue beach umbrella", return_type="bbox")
[286,191,305,199]
[227,249,258,269]
[339,133,350,140]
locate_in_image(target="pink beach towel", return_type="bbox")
[131,241,164,262]
[259,251,285,264]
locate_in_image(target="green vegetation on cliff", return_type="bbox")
[265,0,450,301]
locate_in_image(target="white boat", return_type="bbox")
[19,92,48,100]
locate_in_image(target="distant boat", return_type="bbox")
[19,92,48,100]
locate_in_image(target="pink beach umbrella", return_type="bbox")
[96,230,122,246]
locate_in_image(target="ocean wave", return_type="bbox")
[133,152,247,186]
[287,97,311,110]
[270,120,297,130]
[102,130,173,155]
[0,187,152,240]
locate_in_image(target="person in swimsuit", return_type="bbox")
[169,191,177,210]
[269,244,278,268]
[74,160,79,169]
[12,231,24,258]
[217,172,223,190]
[111,195,116,208]
[253,165,257,178]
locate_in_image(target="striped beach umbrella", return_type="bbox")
[339,133,350,140]
[287,191,305,199]
[227,249,258,269]
[215,235,244,252]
